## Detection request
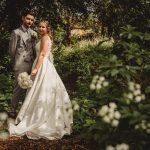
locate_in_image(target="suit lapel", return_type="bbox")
[20,26,30,48]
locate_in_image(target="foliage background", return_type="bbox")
[0,0,150,149]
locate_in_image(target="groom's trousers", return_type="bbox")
[10,63,33,113]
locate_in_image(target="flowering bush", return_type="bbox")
[0,112,9,140]
[54,25,150,149]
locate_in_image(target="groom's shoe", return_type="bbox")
[8,111,17,119]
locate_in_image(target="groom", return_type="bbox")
[8,9,37,118]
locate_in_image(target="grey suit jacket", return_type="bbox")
[9,26,37,71]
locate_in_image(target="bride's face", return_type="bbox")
[38,22,48,36]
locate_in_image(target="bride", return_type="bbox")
[9,20,73,140]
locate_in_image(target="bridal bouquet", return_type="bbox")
[18,72,33,89]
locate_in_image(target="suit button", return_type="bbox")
[23,55,25,58]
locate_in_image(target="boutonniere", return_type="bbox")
[31,32,37,40]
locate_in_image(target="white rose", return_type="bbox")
[23,80,29,86]
[20,72,28,79]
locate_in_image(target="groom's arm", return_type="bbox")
[9,30,18,61]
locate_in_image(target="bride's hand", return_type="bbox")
[31,68,38,76]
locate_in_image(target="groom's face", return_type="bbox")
[22,14,34,28]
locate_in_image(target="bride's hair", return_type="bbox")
[40,20,53,41]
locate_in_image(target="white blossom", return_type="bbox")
[135,84,141,89]
[112,119,119,127]
[126,93,133,100]
[109,102,117,109]
[135,96,142,102]
[96,83,102,90]
[103,81,109,87]
[141,94,146,100]
[93,75,99,81]
[108,108,114,113]
[133,90,141,96]
[0,131,9,140]
[114,111,121,119]
[135,125,139,130]
[128,82,135,91]
[90,84,96,90]
[108,113,114,120]
[103,116,111,123]
[146,129,150,134]
[106,145,115,150]
[116,143,129,150]
[73,104,80,111]
[141,123,147,130]
[0,112,8,121]
[98,105,109,116]
[99,76,105,82]
[99,103,121,127]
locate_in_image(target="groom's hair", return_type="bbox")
[21,8,36,17]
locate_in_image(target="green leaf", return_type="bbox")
[111,69,119,76]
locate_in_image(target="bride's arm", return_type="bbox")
[31,36,49,76]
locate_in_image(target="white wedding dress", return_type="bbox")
[9,39,73,140]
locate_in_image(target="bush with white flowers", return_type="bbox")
[135,120,150,134]
[0,112,9,140]
[124,82,145,103]
[90,75,109,91]
[98,102,121,127]
[72,100,80,111]
[106,143,129,150]
[18,72,33,89]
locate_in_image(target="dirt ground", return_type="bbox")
[0,135,91,150]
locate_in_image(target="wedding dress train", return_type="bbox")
[9,39,73,140]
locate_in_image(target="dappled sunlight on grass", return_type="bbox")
[61,37,114,56]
